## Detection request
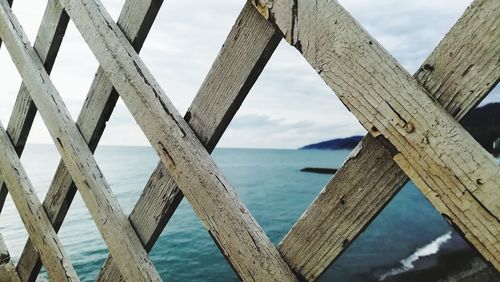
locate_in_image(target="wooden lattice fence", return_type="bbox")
[0,0,498,281]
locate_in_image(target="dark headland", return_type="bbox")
[299,135,363,150]
[299,103,500,156]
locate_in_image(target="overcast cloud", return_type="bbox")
[0,0,497,148]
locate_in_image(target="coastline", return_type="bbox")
[378,232,499,282]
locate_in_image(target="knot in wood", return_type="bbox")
[404,122,415,133]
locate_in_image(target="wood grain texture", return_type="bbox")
[278,1,500,279]
[280,135,404,281]
[0,121,78,281]
[0,0,11,48]
[250,0,500,272]
[0,1,162,281]
[97,3,282,280]
[0,262,21,282]
[0,234,19,282]
[15,1,164,280]
[0,0,69,214]
[54,0,295,280]
[0,234,18,282]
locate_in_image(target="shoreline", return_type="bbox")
[378,233,499,282]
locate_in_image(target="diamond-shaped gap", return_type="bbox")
[139,0,246,114]
[145,28,363,281]
[213,37,367,245]
[140,1,281,280]
[0,41,21,126]
[94,99,158,213]
[48,22,100,120]
[9,0,46,43]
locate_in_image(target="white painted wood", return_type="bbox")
[15,1,164,280]
[0,0,69,214]
[250,0,500,270]
[0,0,11,48]
[52,0,296,280]
[0,122,78,281]
[96,3,281,280]
[0,0,496,280]
[0,1,162,280]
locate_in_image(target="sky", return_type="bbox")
[0,0,498,149]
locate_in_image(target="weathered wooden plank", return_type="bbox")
[0,0,11,48]
[0,246,21,282]
[0,263,21,282]
[0,234,18,282]
[278,1,500,279]
[53,0,296,280]
[97,3,282,280]
[250,0,500,271]
[281,135,405,281]
[0,122,78,281]
[0,0,69,214]
[15,1,164,280]
[0,2,162,281]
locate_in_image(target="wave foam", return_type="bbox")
[379,231,452,281]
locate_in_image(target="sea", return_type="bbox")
[0,145,493,281]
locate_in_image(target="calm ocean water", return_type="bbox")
[0,145,487,281]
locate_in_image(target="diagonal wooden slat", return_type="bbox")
[0,234,21,282]
[278,1,500,280]
[0,0,69,213]
[0,0,10,48]
[0,122,78,281]
[98,1,500,280]
[0,1,162,280]
[46,0,296,280]
[250,0,500,270]
[96,3,282,280]
[15,1,164,280]
[0,0,497,281]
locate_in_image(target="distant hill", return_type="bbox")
[299,103,499,155]
[299,136,363,150]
